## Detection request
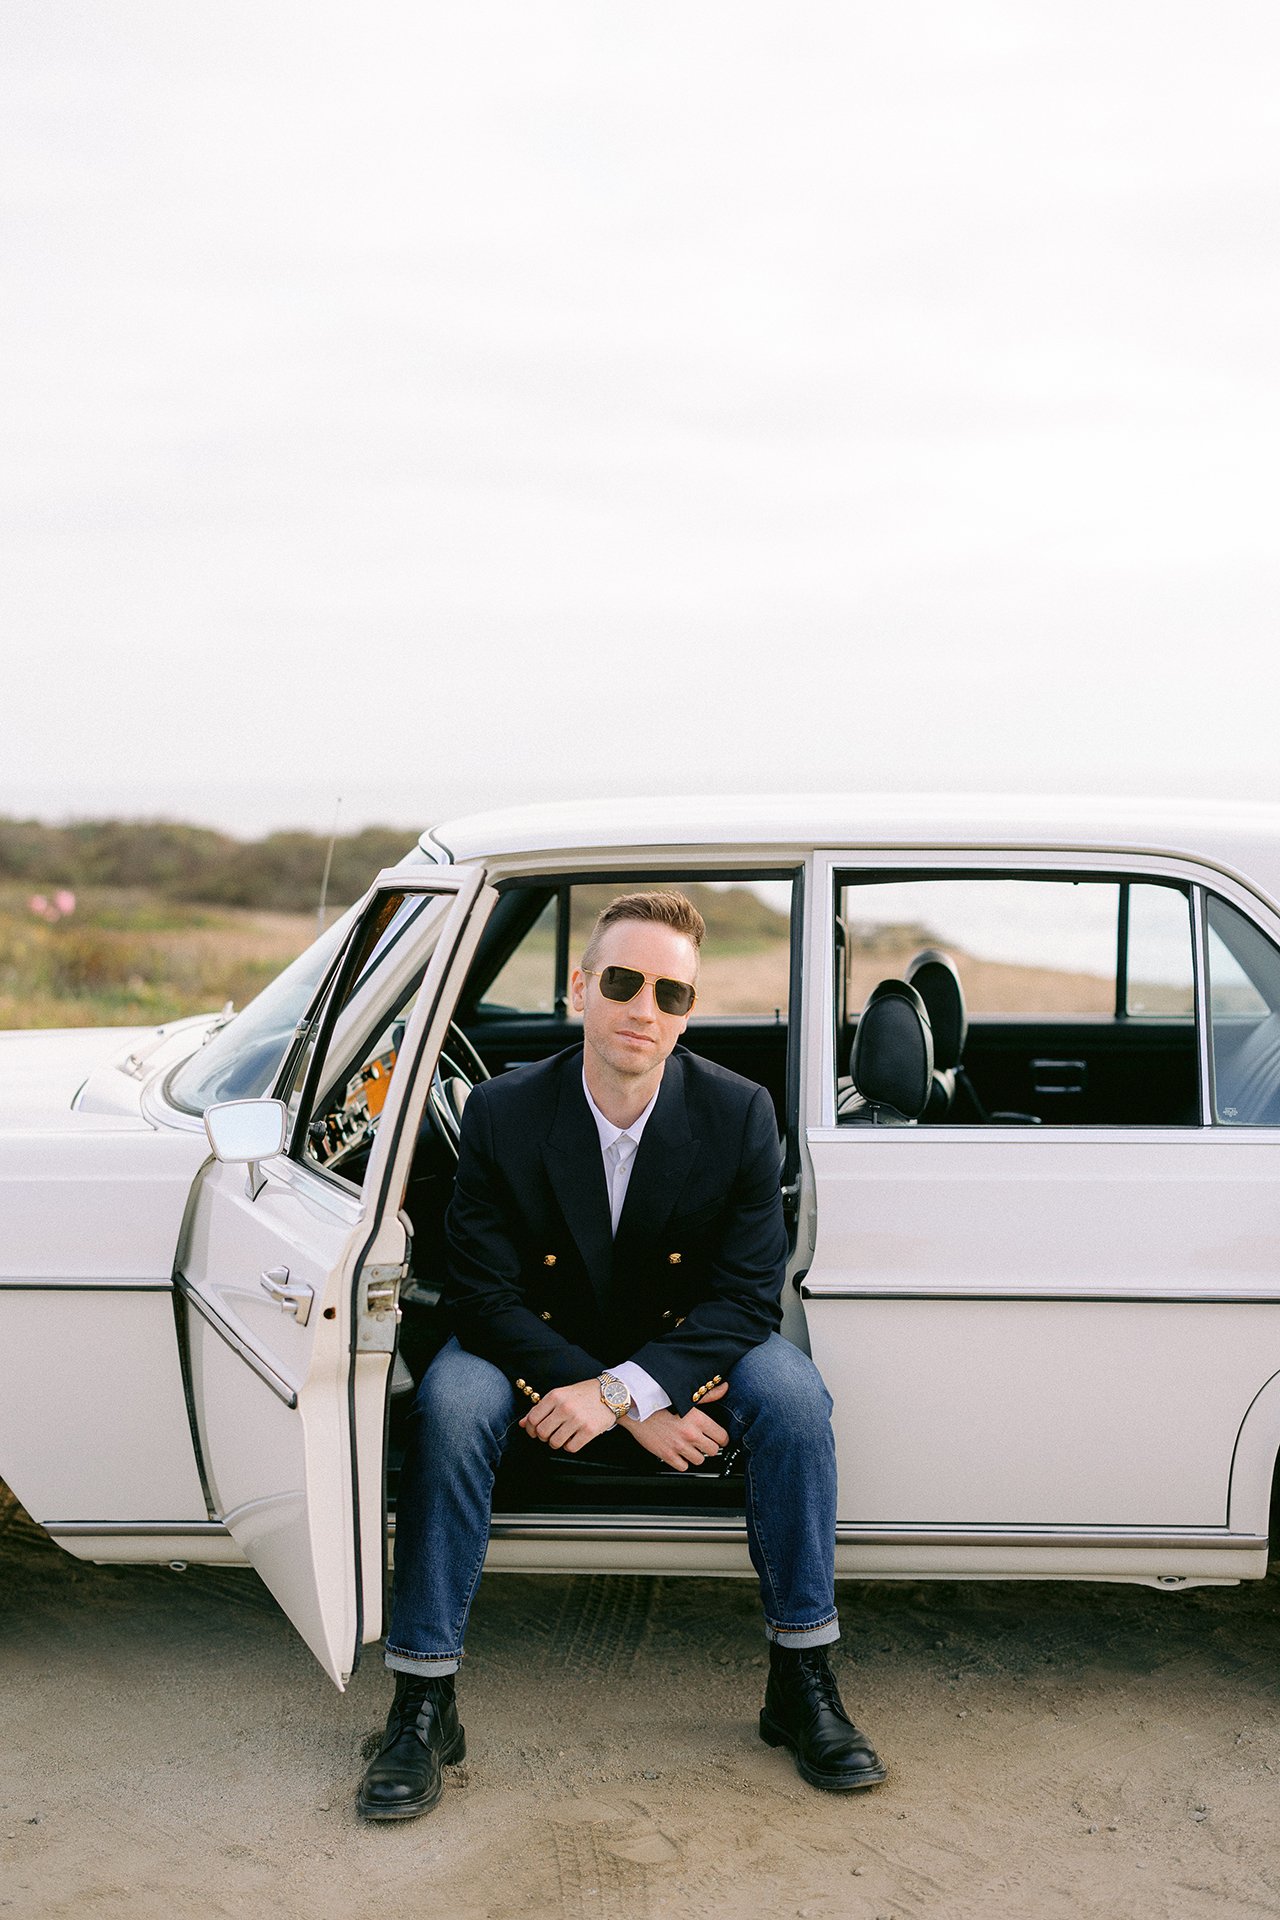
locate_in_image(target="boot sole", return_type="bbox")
[356,1726,466,1820]
[759,1711,887,1791]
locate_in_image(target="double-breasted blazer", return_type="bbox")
[442,1043,787,1415]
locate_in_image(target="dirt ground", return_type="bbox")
[4,1487,1280,1920]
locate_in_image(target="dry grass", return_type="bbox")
[0,886,316,1030]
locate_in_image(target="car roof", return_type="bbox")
[420,793,1280,901]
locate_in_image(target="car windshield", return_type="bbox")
[166,911,354,1116]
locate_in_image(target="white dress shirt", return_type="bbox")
[581,1068,672,1423]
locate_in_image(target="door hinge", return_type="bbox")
[356,1261,408,1352]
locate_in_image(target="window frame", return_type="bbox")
[469,863,805,1197]
[806,847,1278,1134]
[281,881,471,1195]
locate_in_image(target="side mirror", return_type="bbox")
[204,1098,288,1199]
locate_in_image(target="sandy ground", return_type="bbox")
[4,1486,1280,1920]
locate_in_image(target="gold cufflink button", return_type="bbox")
[668,1252,682,1265]
[516,1378,526,1390]
[543,1254,557,1266]
[540,1311,551,1321]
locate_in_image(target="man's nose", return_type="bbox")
[628,981,659,1019]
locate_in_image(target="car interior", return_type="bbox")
[294,864,1280,1530]
[342,873,804,1527]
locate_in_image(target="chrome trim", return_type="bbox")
[0,1279,172,1291]
[44,1520,230,1537]
[175,1271,299,1408]
[801,1284,1280,1303]
[1192,883,1214,1122]
[387,1512,1267,1552]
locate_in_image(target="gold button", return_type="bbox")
[516,1379,526,1390]
[713,1375,722,1384]
[661,1310,672,1321]
[530,1392,541,1403]
[543,1254,557,1267]
[675,1317,685,1327]
[668,1252,682,1265]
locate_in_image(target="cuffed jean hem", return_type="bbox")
[385,1648,462,1676]
[766,1614,840,1650]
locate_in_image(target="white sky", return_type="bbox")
[4,3,1278,836]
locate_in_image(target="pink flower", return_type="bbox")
[54,890,76,916]
[28,895,48,916]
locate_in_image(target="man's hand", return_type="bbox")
[624,1380,729,1470]
[519,1378,619,1453]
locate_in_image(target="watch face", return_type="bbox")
[600,1374,630,1414]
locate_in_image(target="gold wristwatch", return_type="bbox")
[598,1371,632,1421]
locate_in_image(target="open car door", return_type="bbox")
[177,868,496,1686]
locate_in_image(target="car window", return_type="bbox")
[283,890,457,1179]
[1206,894,1280,1125]
[474,879,794,1020]
[833,872,1199,1128]
[1125,882,1196,1015]
[166,911,353,1116]
[483,896,558,1012]
[839,876,1191,1016]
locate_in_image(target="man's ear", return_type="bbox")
[569,964,586,1012]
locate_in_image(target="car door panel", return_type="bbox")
[177,868,495,1687]
[804,1128,1280,1530]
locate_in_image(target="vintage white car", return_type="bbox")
[6,794,1280,1689]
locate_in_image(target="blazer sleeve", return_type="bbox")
[624,1084,786,1413]
[442,1083,606,1390]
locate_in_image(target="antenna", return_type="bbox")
[316,796,342,937]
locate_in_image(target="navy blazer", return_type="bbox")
[442,1043,787,1415]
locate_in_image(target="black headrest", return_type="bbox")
[905,948,967,1071]
[849,979,934,1119]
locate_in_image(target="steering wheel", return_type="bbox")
[425,1021,490,1157]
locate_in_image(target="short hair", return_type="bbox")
[581,890,706,974]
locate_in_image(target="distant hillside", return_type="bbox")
[0,818,418,914]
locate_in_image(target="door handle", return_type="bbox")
[260,1264,314,1326]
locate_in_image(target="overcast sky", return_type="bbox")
[4,3,1277,837]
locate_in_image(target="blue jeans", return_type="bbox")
[386,1332,840,1675]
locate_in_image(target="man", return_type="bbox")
[357,890,885,1819]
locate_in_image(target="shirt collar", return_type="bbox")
[581,1065,661,1155]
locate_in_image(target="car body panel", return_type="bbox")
[0,1124,211,1524]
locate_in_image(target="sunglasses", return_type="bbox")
[583,966,697,1017]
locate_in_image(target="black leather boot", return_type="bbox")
[760,1642,886,1791]
[356,1671,466,1820]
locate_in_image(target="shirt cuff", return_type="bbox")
[611,1362,671,1423]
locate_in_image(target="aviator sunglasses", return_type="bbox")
[583,966,697,1017]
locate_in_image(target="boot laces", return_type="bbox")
[796,1649,848,1720]
[389,1676,448,1741]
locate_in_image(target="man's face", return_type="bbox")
[571,919,698,1082]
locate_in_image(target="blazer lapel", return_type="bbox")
[540,1053,614,1312]
[615,1052,700,1251]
